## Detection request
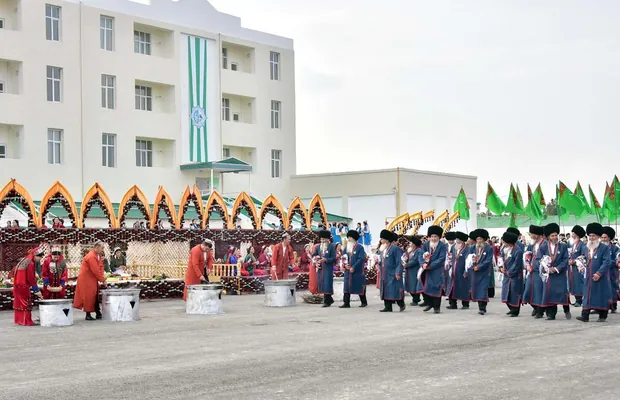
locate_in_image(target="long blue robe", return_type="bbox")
[356,227,363,244]
[523,242,544,306]
[607,243,619,301]
[469,244,493,302]
[313,243,336,295]
[331,227,341,244]
[568,241,587,297]
[415,241,446,298]
[516,241,525,252]
[362,225,371,246]
[444,244,453,290]
[501,246,524,307]
[404,249,421,294]
[446,245,470,301]
[582,243,613,310]
[538,241,569,306]
[344,243,366,295]
[379,244,404,301]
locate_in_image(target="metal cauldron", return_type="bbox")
[101,288,141,322]
[39,299,73,327]
[263,279,297,307]
[186,284,224,315]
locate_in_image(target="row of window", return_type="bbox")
[44,69,284,126]
[1,130,283,177]
[44,5,282,80]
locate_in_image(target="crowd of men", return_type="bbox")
[306,222,618,322]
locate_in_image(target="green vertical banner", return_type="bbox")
[187,36,208,163]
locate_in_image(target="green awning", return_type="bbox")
[180,157,252,172]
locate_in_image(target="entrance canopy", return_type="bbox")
[180,157,252,173]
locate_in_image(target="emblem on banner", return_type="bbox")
[191,106,207,128]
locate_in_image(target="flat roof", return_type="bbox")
[291,167,477,181]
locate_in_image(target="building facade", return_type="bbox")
[290,168,478,243]
[0,0,296,204]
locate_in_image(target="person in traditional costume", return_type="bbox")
[537,223,570,320]
[469,229,493,315]
[444,231,457,289]
[255,245,271,276]
[577,223,613,323]
[299,244,312,273]
[271,233,295,279]
[12,248,44,326]
[41,246,68,299]
[362,221,372,255]
[446,231,471,310]
[73,241,108,320]
[182,239,214,301]
[404,235,422,306]
[522,225,545,317]
[568,225,587,307]
[601,227,619,313]
[331,224,341,245]
[108,247,127,273]
[339,230,368,308]
[379,230,405,312]
[308,243,320,294]
[506,227,525,251]
[242,246,258,276]
[313,230,336,307]
[416,226,446,313]
[500,232,523,317]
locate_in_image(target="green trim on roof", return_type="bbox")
[180,157,252,172]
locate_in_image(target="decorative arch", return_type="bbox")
[386,212,409,233]
[431,210,449,227]
[151,186,179,229]
[178,185,204,229]
[39,181,80,228]
[259,194,287,230]
[80,183,117,228]
[0,179,39,227]
[202,190,231,229]
[287,197,309,229]
[117,185,151,228]
[231,192,260,229]
[442,211,460,236]
[307,194,328,229]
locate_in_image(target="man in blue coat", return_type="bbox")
[313,230,336,307]
[601,227,618,313]
[577,223,613,323]
[537,223,570,320]
[446,231,471,310]
[506,227,525,251]
[379,230,405,312]
[416,226,446,314]
[469,229,493,315]
[568,225,587,307]
[522,225,545,317]
[500,231,524,317]
[404,235,423,306]
[444,232,457,290]
[339,230,368,308]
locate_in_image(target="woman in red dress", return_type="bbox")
[41,246,68,299]
[308,243,319,294]
[12,248,45,326]
[254,245,271,276]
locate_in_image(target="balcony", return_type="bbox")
[133,23,174,59]
[0,58,22,94]
[134,79,176,113]
[0,123,23,159]
[222,42,255,73]
[222,93,254,123]
[0,0,21,31]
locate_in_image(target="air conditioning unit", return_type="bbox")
[231,62,238,71]
[232,113,241,122]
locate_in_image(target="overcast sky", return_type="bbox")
[209,0,620,205]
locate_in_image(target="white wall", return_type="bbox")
[406,194,433,215]
[348,194,396,245]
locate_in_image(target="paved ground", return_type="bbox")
[1,287,619,400]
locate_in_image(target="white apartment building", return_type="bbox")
[0,0,296,204]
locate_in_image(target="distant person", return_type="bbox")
[12,248,44,326]
[271,233,295,279]
[183,239,214,301]
[41,246,68,300]
[73,242,108,321]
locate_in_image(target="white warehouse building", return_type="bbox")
[0,0,295,204]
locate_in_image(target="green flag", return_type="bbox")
[558,181,586,217]
[603,182,617,222]
[589,184,603,220]
[508,213,518,228]
[505,184,525,214]
[535,183,546,206]
[574,181,591,216]
[525,183,544,224]
[485,183,505,215]
[453,187,470,220]
[556,184,569,220]
[516,185,525,208]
